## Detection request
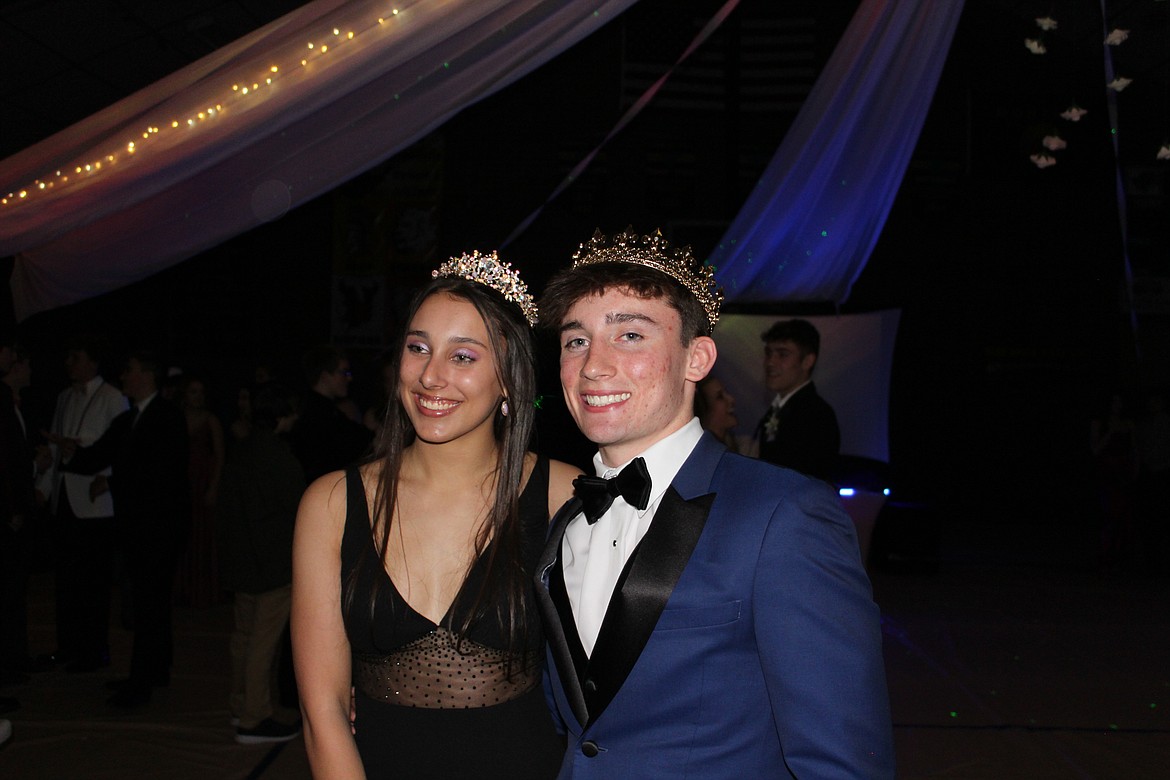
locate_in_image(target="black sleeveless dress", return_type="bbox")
[340,459,564,779]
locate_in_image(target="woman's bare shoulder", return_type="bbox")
[545,458,582,518]
[297,470,352,531]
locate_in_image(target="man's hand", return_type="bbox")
[89,474,109,501]
[44,432,79,460]
[34,444,52,473]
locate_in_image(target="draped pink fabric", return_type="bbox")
[0,0,638,321]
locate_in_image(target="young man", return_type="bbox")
[37,335,127,673]
[61,351,190,708]
[217,383,304,744]
[756,318,841,481]
[289,345,371,483]
[536,229,894,779]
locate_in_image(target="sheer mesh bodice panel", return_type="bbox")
[353,626,541,708]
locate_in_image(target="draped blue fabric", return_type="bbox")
[710,0,965,304]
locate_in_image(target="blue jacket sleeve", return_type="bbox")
[754,478,895,778]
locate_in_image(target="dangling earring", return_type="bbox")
[501,399,509,417]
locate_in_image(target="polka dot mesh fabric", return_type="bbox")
[353,627,541,708]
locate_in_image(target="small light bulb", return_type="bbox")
[94,162,101,170]
[143,132,149,139]
[347,31,354,39]
[233,84,239,91]
[393,9,399,15]
[320,44,328,52]
[172,120,179,127]
[252,83,258,89]
[242,87,249,94]
[266,78,272,84]
[106,155,114,161]
[333,28,340,35]
[270,65,278,72]
[85,164,92,171]
[308,42,314,49]
[19,190,28,198]
[378,17,384,23]
[198,112,205,119]
[187,118,195,126]
[38,183,45,189]
[301,59,307,66]
[76,166,82,173]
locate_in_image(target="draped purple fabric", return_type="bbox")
[0,0,638,321]
[709,0,964,304]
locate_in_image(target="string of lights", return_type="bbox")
[1,7,408,210]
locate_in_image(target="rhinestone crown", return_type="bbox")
[433,250,538,327]
[571,228,724,333]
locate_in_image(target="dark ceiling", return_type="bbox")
[0,0,309,160]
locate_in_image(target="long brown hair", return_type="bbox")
[344,276,537,662]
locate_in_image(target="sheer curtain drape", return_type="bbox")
[0,0,638,321]
[710,0,964,305]
[3,0,965,320]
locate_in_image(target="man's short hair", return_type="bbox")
[301,344,345,385]
[761,318,821,357]
[539,263,708,345]
[127,349,166,389]
[67,333,111,368]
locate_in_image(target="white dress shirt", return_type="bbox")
[39,376,128,518]
[562,418,705,656]
[771,378,812,412]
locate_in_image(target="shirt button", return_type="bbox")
[581,740,600,758]
[583,678,597,693]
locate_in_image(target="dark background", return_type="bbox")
[3,0,1167,561]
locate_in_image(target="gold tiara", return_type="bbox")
[433,250,538,327]
[571,228,724,334]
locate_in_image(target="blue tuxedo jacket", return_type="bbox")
[536,434,894,779]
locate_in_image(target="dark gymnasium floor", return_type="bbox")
[1,520,1168,779]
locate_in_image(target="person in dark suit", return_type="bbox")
[60,351,190,708]
[535,229,893,778]
[289,345,372,483]
[755,318,841,481]
[1,341,37,700]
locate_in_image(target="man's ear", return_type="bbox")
[685,336,718,382]
[800,351,817,375]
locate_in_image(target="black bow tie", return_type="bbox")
[573,457,653,525]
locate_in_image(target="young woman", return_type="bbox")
[292,253,577,779]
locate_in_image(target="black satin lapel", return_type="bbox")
[584,487,715,726]
[547,557,590,725]
[534,498,589,727]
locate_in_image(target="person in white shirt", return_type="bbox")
[533,228,893,779]
[37,335,127,672]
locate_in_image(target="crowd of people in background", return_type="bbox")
[1,249,1168,767]
[0,334,382,744]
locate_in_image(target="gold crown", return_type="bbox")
[571,228,724,333]
[433,250,538,327]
